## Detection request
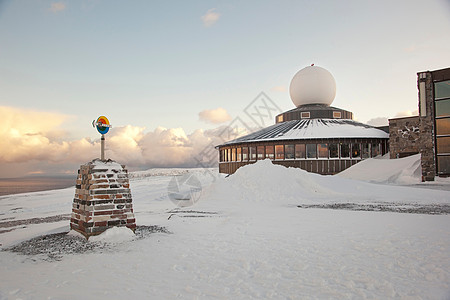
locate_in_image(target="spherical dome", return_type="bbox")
[289,65,336,107]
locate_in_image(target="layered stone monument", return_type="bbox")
[70,116,136,238]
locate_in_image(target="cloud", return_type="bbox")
[366,117,388,127]
[199,107,231,124]
[271,86,287,92]
[50,2,66,13]
[201,8,220,27]
[394,110,418,118]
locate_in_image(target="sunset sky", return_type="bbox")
[1,0,449,177]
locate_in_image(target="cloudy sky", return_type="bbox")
[1,0,449,177]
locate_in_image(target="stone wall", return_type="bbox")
[389,116,420,159]
[418,71,436,181]
[70,159,136,238]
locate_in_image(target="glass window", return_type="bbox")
[237,147,242,162]
[436,118,450,136]
[361,143,370,159]
[437,156,450,174]
[351,144,361,158]
[301,112,310,119]
[318,144,328,158]
[436,99,450,117]
[434,80,450,100]
[250,146,256,161]
[242,147,248,161]
[219,150,223,162]
[277,115,283,123]
[227,149,231,162]
[329,144,338,158]
[437,137,450,154]
[285,145,295,159]
[231,148,236,161]
[306,144,317,159]
[275,145,284,160]
[265,146,274,159]
[295,144,305,159]
[257,146,265,160]
[371,143,380,157]
[340,144,350,158]
[333,111,341,119]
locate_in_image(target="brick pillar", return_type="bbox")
[70,159,136,239]
[418,71,436,181]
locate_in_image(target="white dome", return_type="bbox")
[289,65,336,107]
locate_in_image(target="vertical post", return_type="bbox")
[101,134,105,161]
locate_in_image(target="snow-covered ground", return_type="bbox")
[0,156,449,299]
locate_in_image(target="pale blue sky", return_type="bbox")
[0,0,449,176]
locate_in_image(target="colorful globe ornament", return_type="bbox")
[94,116,111,135]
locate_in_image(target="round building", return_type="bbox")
[217,65,389,175]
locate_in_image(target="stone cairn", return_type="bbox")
[70,159,136,239]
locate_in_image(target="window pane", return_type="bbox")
[250,146,256,160]
[435,80,450,100]
[237,148,242,162]
[437,137,450,154]
[329,144,338,158]
[436,99,450,117]
[232,148,236,161]
[371,143,380,157]
[227,149,231,162]
[318,144,328,158]
[351,144,361,158]
[437,156,450,174]
[436,118,450,136]
[340,144,350,158]
[275,145,284,160]
[361,143,370,159]
[306,144,317,158]
[285,145,295,159]
[242,147,248,161]
[257,146,264,160]
[295,144,305,159]
[265,146,274,159]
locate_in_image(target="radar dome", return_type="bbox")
[289,65,336,107]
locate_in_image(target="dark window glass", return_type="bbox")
[436,99,450,117]
[295,144,305,159]
[371,143,380,157]
[306,144,317,158]
[285,145,295,159]
[351,144,361,158]
[275,145,284,160]
[231,148,236,161]
[318,144,328,158]
[436,137,450,154]
[436,118,450,136]
[242,147,248,161]
[361,143,370,159]
[265,146,274,159]
[437,156,450,174]
[250,146,256,160]
[329,144,338,158]
[340,144,350,158]
[257,146,265,160]
[435,80,450,100]
[237,148,242,162]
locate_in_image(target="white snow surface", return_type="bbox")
[0,161,449,299]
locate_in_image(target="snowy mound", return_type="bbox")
[89,226,135,243]
[337,154,422,184]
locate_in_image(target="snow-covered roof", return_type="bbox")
[221,119,389,146]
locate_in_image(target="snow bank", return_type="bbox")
[337,154,422,184]
[89,226,135,243]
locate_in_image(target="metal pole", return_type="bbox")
[101,134,105,161]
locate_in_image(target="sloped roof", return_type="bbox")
[221,119,389,146]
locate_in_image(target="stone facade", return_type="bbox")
[418,71,436,181]
[70,159,136,239]
[389,116,420,159]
